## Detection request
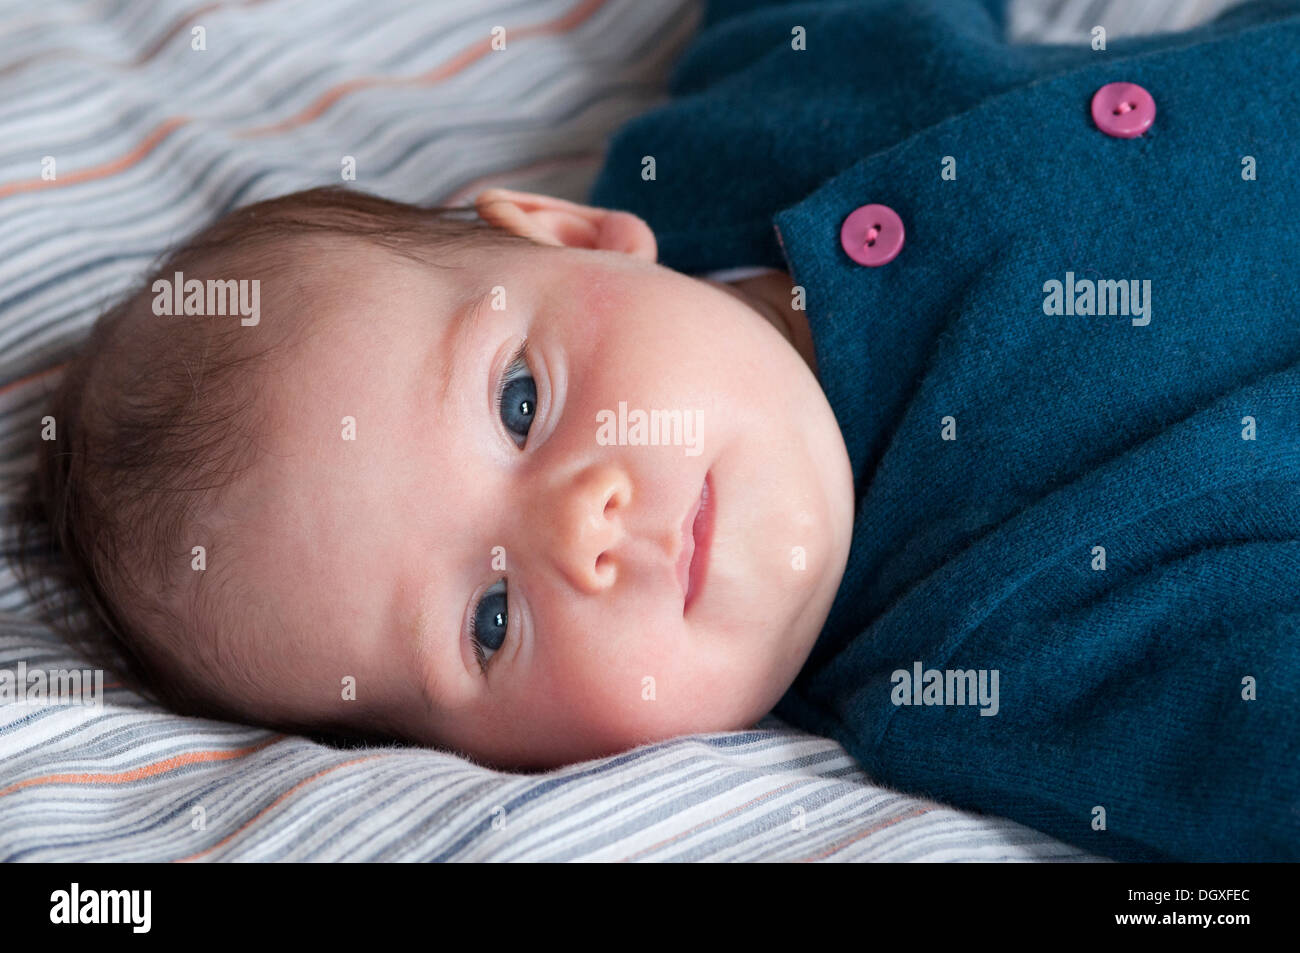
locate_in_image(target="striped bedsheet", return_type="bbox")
[0,0,1226,862]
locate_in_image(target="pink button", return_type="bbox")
[1090,82,1155,138]
[840,203,904,267]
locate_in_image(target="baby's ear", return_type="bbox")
[474,187,657,261]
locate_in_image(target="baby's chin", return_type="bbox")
[698,377,852,665]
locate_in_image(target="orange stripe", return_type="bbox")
[174,753,387,861]
[0,735,284,798]
[0,362,68,399]
[0,117,188,201]
[239,0,609,137]
[797,806,934,862]
[618,780,806,861]
[0,0,607,200]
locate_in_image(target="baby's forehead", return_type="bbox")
[234,248,475,490]
[280,235,444,297]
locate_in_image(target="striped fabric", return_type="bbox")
[1007,0,1242,40]
[0,0,1221,862]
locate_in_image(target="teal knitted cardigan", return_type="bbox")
[588,0,1300,860]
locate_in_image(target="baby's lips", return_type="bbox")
[683,473,714,614]
[676,485,702,605]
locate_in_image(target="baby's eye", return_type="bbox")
[497,344,536,447]
[470,580,508,671]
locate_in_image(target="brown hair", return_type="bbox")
[17,186,538,743]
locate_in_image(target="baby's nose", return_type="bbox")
[539,464,630,594]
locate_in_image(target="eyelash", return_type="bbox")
[469,579,508,673]
[470,609,490,673]
[495,339,532,429]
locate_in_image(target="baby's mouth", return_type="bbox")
[678,473,714,614]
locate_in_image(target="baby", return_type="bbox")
[32,185,855,769]
[26,0,1300,861]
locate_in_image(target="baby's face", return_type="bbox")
[222,203,853,769]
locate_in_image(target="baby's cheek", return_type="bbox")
[529,626,689,745]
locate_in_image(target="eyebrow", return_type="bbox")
[437,288,494,406]
[410,582,448,710]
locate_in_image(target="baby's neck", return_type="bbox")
[707,270,817,374]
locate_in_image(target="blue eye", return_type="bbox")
[497,342,535,447]
[470,580,508,670]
